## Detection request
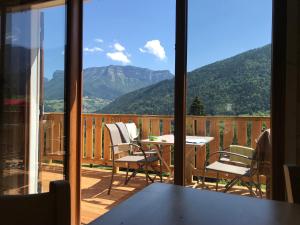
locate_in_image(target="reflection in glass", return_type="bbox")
[0,2,66,195]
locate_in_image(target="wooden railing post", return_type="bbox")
[141,117,150,139]
[185,116,195,184]
[103,116,111,163]
[81,116,85,159]
[223,120,234,148]
[237,120,247,146]
[195,117,206,172]
[162,119,171,171]
[251,120,262,148]
[85,116,93,160]
[94,116,102,160]
[210,119,220,163]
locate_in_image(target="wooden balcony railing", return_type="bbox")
[42,113,270,183]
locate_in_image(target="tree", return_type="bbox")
[189,96,205,115]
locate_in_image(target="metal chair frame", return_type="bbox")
[202,149,262,197]
[200,130,271,197]
[116,122,163,181]
[106,123,161,195]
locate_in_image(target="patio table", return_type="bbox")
[89,183,300,225]
[140,134,214,183]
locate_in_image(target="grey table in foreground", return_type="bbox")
[89,183,300,225]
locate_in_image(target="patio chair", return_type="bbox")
[125,122,140,143]
[116,122,158,153]
[106,123,160,194]
[116,122,162,181]
[201,129,271,197]
[284,164,300,203]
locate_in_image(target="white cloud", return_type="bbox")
[106,51,130,64]
[94,38,103,43]
[5,34,18,42]
[139,40,166,60]
[114,42,125,51]
[139,48,146,53]
[83,47,103,53]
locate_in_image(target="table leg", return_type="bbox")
[155,144,173,183]
[185,146,195,185]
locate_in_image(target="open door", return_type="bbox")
[0,0,67,195]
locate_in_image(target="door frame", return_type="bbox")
[65,0,82,224]
[271,0,287,201]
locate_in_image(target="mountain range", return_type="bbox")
[44,65,173,112]
[101,44,271,115]
[45,65,173,100]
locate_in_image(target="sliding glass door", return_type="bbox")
[184,0,272,197]
[0,1,67,195]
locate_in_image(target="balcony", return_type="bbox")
[40,113,270,224]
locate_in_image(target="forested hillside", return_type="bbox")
[102,44,271,115]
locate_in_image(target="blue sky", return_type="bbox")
[43,0,272,79]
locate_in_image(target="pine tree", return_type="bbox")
[189,96,205,115]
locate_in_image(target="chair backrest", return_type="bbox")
[0,180,70,225]
[105,123,127,154]
[229,145,255,166]
[251,129,272,175]
[125,123,139,141]
[116,122,131,143]
[284,164,300,204]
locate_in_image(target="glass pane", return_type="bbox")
[0,1,66,195]
[82,0,175,223]
[186,0,272,198]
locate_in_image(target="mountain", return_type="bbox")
[2,45,33,97]
[44,65,173,100]
[101,44,271,115]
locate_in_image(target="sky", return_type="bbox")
[42,0,272,79]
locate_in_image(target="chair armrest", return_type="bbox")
[130,143,141,149]
[204,151,253,168]
[110,143,134,147]
[230,145,254,150]
[110,143,147,156]
[109,143,132,154]
[217,151,253,160]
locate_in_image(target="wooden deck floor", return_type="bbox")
[41,166,265,225]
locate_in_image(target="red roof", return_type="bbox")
[4,99,26,106]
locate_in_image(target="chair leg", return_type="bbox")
[256,173,263,198]
[125,169,137,185]
[196,175,200,184]
[216,172,219,191]
[159,159,163,183]
[192,175,201,189]
[224,177,240,193]
[245,180,256,197]
[144,162,149,184]
[150,163,160,181]
[108,167,115,195]
[147,172,154,183]
[202,169,208,189]
[125,164,129,185]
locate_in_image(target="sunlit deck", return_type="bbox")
[40,165,265,225]
[37,113,271,224]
